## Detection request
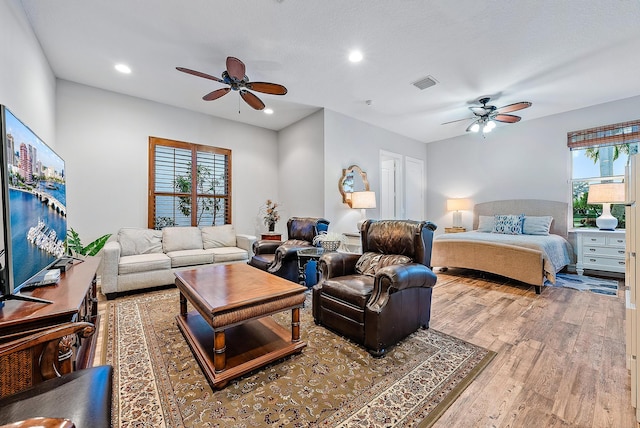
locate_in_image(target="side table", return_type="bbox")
[445,227,466,233]
[297,247,325,286]
[261,232,282,241]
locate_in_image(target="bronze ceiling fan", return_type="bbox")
[443,97,532,133]
[177,56,287,110]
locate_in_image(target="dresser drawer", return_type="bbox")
[583,235,606,245]
[583,256,626,270]
[584,246,627,258]
[607,236,626,247]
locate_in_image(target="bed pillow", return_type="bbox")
[477,215,495,232]
[492,214,524,235]
[523,216,553,235]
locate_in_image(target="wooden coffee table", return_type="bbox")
[174,263,307,389]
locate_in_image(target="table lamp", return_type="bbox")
[446,198,471,228]
[587,182,625,230]
[351,191,376,230]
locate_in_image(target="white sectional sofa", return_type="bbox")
[100,225,256,299]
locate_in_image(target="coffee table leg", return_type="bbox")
[179,292,187,316]
[292,308,301,342]
[214,330,226,373]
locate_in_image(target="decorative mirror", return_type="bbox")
[339,165,370,206]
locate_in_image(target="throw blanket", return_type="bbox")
[435,231,573,283]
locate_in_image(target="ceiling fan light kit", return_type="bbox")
[177,56,288,111]
[446,97,532,135]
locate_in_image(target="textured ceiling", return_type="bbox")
[18,0,640,143]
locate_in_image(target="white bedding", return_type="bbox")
[435,231,573,283]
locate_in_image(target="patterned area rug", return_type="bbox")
[549,273,619,296]
[105,288,495,427]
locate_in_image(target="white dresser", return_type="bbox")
[572,228,626,275]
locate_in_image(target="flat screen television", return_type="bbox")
[0,105,67,306]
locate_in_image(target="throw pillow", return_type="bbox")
[162,227,203,252]
[355,252,412,276]
[523,216,553,235]
[118,228,163,257]
[492,214,524,235]
[477,215,495,232]
[201,225,237,249]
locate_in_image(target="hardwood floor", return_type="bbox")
[431,269,636,428]
[93,270,637,427]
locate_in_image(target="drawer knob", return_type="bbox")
[619,261,626,265]
[589,258,597,262]
[589,248,596,252]
[619,250,625,254]
[590,238,597,241]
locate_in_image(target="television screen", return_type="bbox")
[2,106,66,293]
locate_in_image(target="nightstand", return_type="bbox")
[572,228,626,275]
[445,227,466,233]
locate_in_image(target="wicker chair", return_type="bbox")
[0,322,112,428]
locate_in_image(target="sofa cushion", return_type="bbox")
[201,225,237,249]
[119,253,171,275]
[205,247,249,263]
[162,227,203,252]
[166,249,213,267]
[118,228,163,257]
[355,252,412,277]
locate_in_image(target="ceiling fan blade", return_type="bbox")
[176,67,225,84]
[493,114,521,123]
[495,101,531,114]
[245,82,288,95]
[465,119,482,132]
[202,87,230,101]
[441,117,475,125]
[226,57,246,81]
[240,89,265,110]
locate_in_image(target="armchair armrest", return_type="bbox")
[367,264,437,312]
[252,240,282,255]
[99,241,120,295]
[318,252,361,279]
[0,322,95,399]
[267,240,314,273]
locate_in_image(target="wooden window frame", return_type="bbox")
[148,136,232,229]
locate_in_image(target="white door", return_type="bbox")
[405,157,424,220]
[380,158,396,219]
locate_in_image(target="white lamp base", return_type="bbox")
[596,203,618,230]
[452,211,462,228]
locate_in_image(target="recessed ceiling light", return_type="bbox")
[348,50,363,63]
[264,108,274,115]
[115,64,131,74]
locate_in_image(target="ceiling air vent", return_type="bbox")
[412,75,437,90]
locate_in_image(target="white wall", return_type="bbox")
[0,0,56,144]
[276,110,325,231]
[426,95,640,235]
[323,109,428,234]
[56,80,279,241]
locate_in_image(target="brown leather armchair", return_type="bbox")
[248,217,330,283]
[0,322,113,428]
[312,219,437,357]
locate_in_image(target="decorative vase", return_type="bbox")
[268,221,275,232]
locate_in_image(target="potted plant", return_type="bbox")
[262,199,280,232]
[66,228,112,258]
[312,231,346,252]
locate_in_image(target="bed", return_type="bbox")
[431,199,574,294]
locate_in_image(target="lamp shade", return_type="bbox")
[587,183,625,204]
[351,191,376,209]
[446,198,471,211]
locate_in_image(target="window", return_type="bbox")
[569,120,640,229]
[148,137,231,229]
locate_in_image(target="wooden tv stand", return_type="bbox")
[0,256,101,371]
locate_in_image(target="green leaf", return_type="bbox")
[82,234,112,256]
[66,228,84,256]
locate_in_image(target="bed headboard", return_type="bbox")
[473,199,569,238]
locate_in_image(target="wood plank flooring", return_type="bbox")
[431,269,636,428]
[93,269,637,427]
